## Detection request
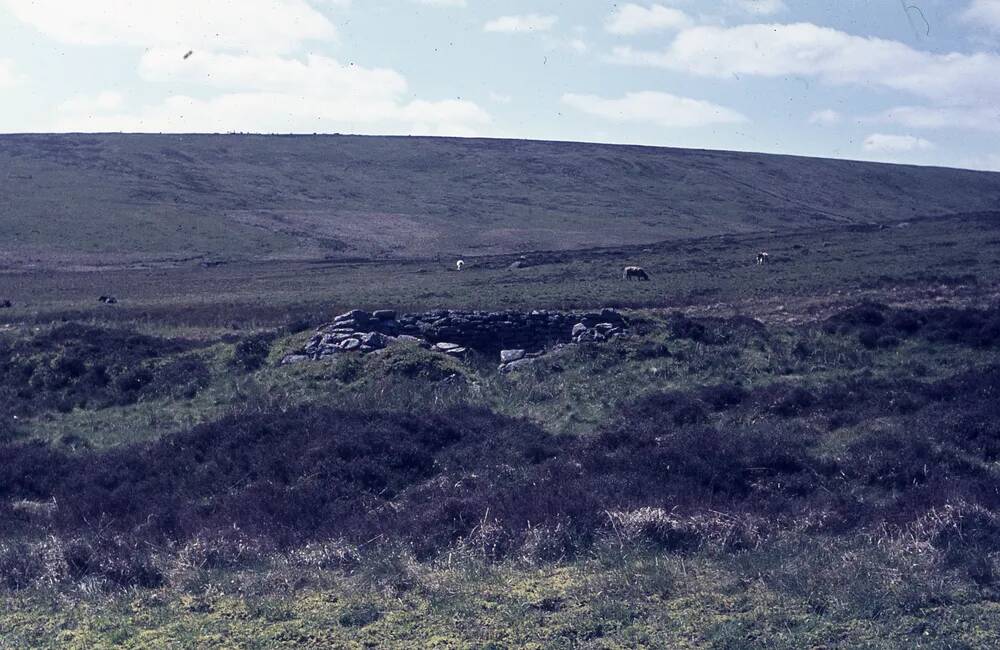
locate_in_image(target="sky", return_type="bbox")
[2,0,1000,170]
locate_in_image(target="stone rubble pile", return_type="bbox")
[281,307,629,369]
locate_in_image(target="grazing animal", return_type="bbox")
[756,252,770,265]
[98,295,118,304]
[456,260,465,271]
[623,266,650,281]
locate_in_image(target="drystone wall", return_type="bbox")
[282,307,629,366]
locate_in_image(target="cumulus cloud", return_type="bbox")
[54,92,491,136]
[955,153,1000,172]
[610,22,1000,106]
[730,0,787,15]
[961,0,1000,32]
[484,14,558,33]
[57,52,489,135]
[872,105,1000,133]
[606,4,691,35]
[6,0,488,136]
[863,133,935,153]
[0,59,20,88]
[58,91,124,114]
[2,0,335,53]
[562,91,747,128]
[139,50,407,99]
[807,109,842,126]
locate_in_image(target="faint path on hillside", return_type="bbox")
[678,283,1000,326]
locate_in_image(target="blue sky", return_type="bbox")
[2,0,999,170]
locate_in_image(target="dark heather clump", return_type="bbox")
[0,323,211,416]
[1,309,1000,589]
[825,302,1000,348]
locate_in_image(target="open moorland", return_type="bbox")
[1,135,1000,648]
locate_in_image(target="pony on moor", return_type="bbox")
[623,266,650,281]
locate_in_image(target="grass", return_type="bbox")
[0,208,998,330]
[3,134,1000,271]
[2,206,1000,646]
[3,548,999,649]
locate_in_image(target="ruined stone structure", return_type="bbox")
[282,308,629,367]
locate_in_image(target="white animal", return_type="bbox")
[756,252,770,265]
[456,259,465,271]
[622,266,650,281]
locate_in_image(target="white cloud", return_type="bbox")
[3,0,335,53]
[807,109,841,126]
[863,133,935,153]
[58,91,124,114]
[484,14,558,33]
[56,51,491,136]
[139,50,407,100]
[54,93,490,136]
[606,4,691,35]
[562,91,747,128]
[6,0,486,136]
[955,153,1000,172]
[961,0,1000,32]
[0,59,20,88]
[610,22,1000,106]
[730,0,786,15]
[873,105,1000,133]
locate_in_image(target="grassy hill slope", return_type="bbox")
[2,133,999,269]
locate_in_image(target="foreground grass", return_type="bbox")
[3,549,998,650]
[4,301,1000,648]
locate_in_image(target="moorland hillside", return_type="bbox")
[3,133,1000,269]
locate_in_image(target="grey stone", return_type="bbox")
[373,310,397,321]
[322,327,357,335]
[500,349,526,363]
[444,347,468,357]
[322,333,357,345]
[280,354,310,365]
[435,342,462,351]
[360,332,389,349]
[338,338,362,351]
[330,319,362,331]
[572,323,588,337]
[334,309,371,324]
[499,358,535,373]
